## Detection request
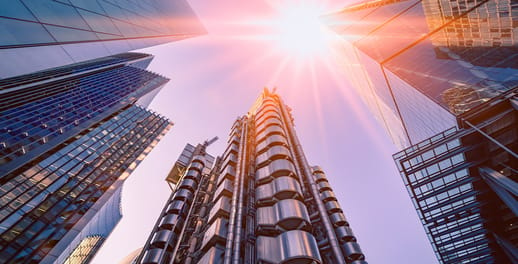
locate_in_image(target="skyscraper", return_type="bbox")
[137,89,367,264]
[325,0,517,262]
[0,52,172,263]
[0,0,206,78]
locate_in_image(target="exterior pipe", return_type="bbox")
[232,119,248,264]
[278,99,347,264]
[169,157,206,263]
[224,119,246,264]
[184,172,216,264]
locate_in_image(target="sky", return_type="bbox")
[93,1,438,263]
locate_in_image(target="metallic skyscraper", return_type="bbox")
[324,0,517,263]
[0,0,206,78]
[137,89,367,264]
[0,53,172,263]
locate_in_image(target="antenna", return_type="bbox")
[203,136,219,147]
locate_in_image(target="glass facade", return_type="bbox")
[0,104,172,263]
[0,53,173,262]
[137,89,367,264]
[325,0,518,148]
[394,89,517,263]
[325,1,517,263]
[0,52,168,179]
[0,0,206,78]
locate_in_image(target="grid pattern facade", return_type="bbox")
[394,89,518,263]
[138,89,367,264]
[0,52,168,179]
[0,104,171,263]
[325,0,518,148]
[0,52,173,263]
[63,235,105,264]
[0,0,205,78]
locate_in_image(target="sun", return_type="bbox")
[271,4,331,58]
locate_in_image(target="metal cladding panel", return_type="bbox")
[256,176,303,205]
[335,226,356,242]
[159,213,181,231]
[256,145,291,165]
[142,248,163,264]
[256,230,322,263]
[151,229,175,248]
[256,134,289,153]
[179,178,198,192]
[325,200,342,214]
[255,111,282,128]
[198,246,225,264]
[342,242,364,259]
[174,188,194,202]
[256,125,286,142]
[329,212,348,227]
[255,159,297,184]
[256,118,283,135]
[201,218,229,251]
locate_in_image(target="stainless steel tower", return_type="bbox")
[138,89,367,264]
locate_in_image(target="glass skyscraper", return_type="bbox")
[0,53,172,263]
[136,89,367,264]
[325,0,517,263]
[0,0,206,78]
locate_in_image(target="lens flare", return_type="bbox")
[271,4,331,58]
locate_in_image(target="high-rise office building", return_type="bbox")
[0,0,206,78]
[325,0,517,263]
[137,89,367,264]
[0,52,172,263]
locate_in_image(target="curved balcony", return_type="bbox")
[256,117,283,135]
[256,124,285,143]
[256,134,287,152]
[178,178,198,193]
[256,159,297,185]
[159,213,182,231]
[255,110,282,127]
[174,188,194,203]
[320,190,337,202]
[184,169,201,183]
[142,248,163,264]
[324,200,342,214]
[313,172,327,183]
[256,199,311,232]
[329,212,348,227]
[256,230,321,264]
[256,103,279,119]
[312,166,324,174]
[189,160,205,173]
[335,226,356,243]
[342,241,364,261]
[151,229,175,249]
[256,145,292,167]
[256,176,303,206]
[166,200,186,216]
[191,155,206,165]
[317,181,331,192]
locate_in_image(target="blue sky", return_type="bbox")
[92,1,438,263]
